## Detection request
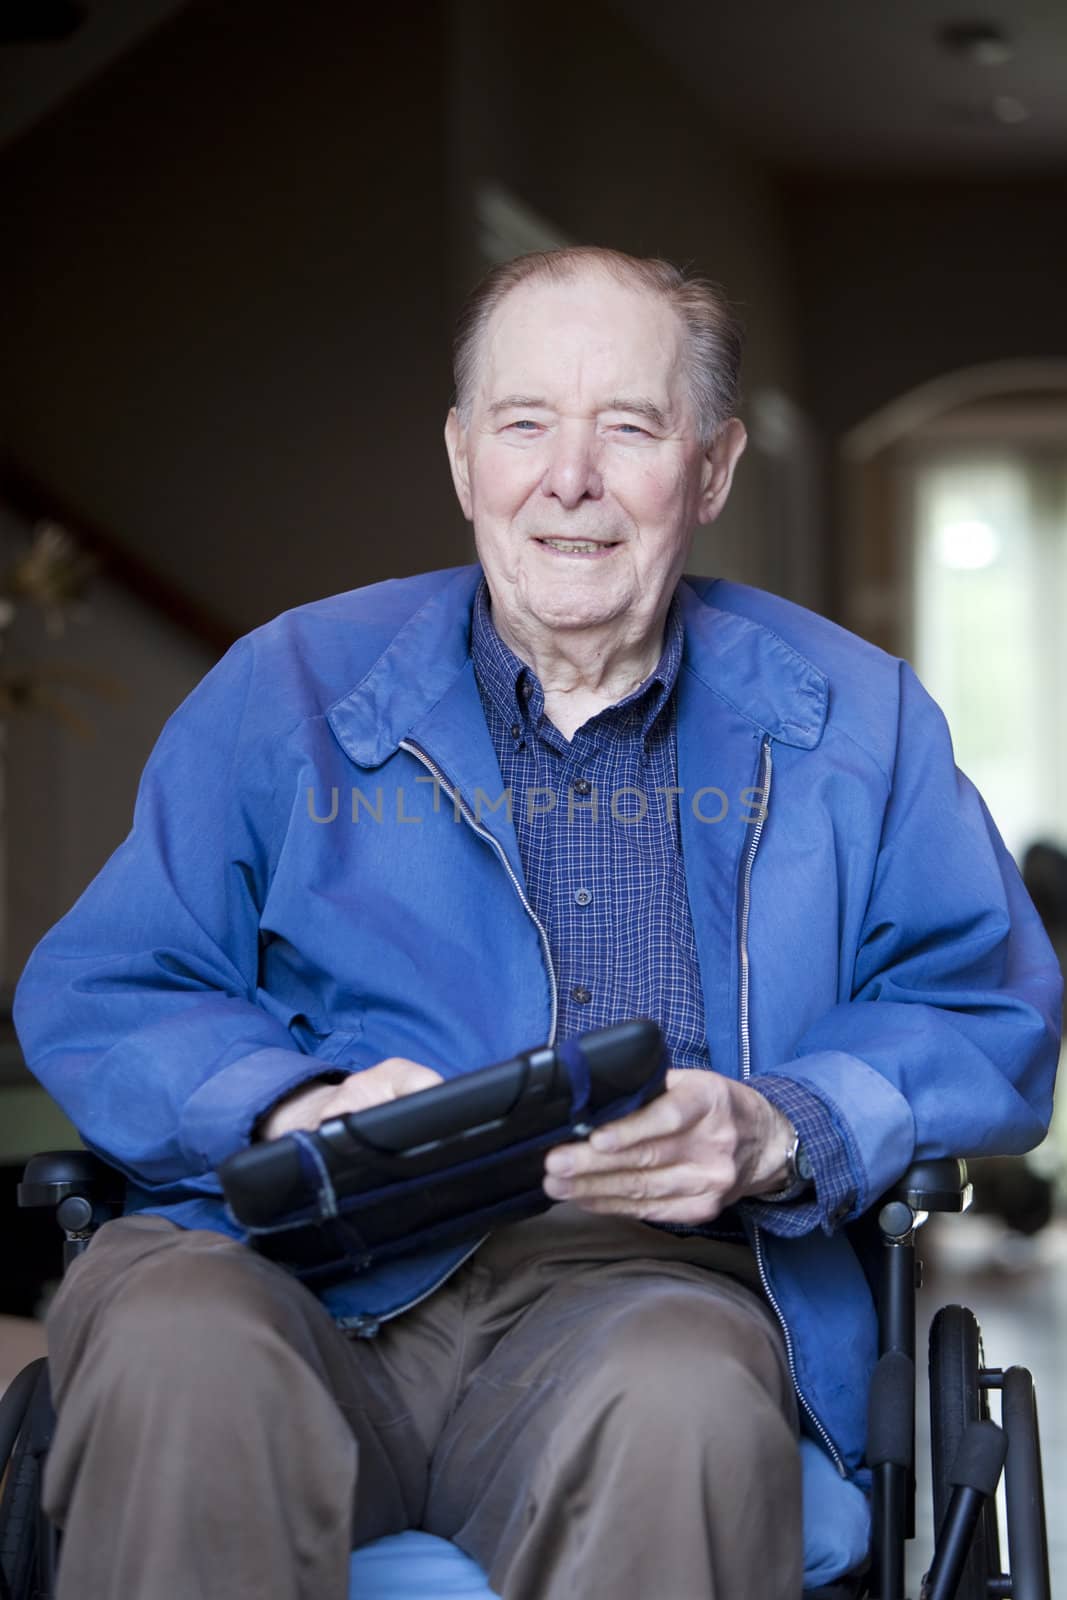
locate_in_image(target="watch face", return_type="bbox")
[796,1141,814,1183]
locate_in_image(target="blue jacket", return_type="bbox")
[14,564,1060,1482]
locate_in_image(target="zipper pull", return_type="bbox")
[348,1314,381,1339]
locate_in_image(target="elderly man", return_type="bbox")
[15,248,1060,1600]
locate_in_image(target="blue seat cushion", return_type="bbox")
[348,1438,870,1597]
[349,1531,498,1598]
[798,1437,870,1588]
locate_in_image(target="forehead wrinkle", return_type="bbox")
[488,392,673,429]
[605,396,671,429]
[478,275,692,425]
[487,393,550,415]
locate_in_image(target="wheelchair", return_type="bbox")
[0,1151,1052,1600]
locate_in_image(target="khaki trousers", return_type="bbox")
[43,1203,802,1600]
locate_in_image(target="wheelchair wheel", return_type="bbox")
[0,1360,57,1600]
[929,1304,1001,1600]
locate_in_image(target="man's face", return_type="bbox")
[445,271,746,642]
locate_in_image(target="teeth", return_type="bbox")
[540,539,607,553]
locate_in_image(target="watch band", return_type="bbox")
[760,1123,814,1204]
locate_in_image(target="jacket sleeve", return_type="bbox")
[13,637,333,1193]
[755,660,1062,1231]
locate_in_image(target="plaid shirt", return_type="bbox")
[471,580,854,1239]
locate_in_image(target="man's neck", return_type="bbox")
[494,611,667,742]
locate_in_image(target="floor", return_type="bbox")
[907,1208,1067,1595]
[0,1312,46,1394]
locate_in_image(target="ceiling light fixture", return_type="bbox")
[938,21,1015,66]
[992,94,1030,124]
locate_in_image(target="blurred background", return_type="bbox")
[0,0,1064,1578]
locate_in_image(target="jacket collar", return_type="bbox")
[328,567,483,768]
[675,580,827,750]
[327,565,827,769]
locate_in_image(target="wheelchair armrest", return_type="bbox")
[890,1158,972,1215]
[18,1150,126,1214]
[18,1151,127,1267]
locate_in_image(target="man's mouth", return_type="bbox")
[534,537,620,556]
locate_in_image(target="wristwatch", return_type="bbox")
[760,1123,814,1204]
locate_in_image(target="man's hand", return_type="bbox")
[255,1058,444,1142]
[542,1068,797,1224]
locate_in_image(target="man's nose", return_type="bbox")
[539,421,604,508]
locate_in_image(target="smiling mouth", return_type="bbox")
[534,537,621,556]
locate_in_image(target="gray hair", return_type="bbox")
[452,246,744,445]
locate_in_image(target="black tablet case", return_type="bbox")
[218,1019,667,1283]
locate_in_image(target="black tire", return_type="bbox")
[929,1304,1002,1600]
[0,1363,57,1600]
[0,1443,41,1600]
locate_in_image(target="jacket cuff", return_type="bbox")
[745,1077,862,1238]
[178,1048,353,1171]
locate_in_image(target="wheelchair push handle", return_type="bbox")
[18,1150,126,1264]
[889,1158,971,1216]
[18,1151,123,1209]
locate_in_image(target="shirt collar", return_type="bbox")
[471,578,683,745]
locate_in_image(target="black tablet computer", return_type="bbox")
[218,1018,667,1279]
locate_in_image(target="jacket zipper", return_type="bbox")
[336,739,560,1336]
[337,1233,488,1337]
[398,738,559,1044]
[740,737,847,1478]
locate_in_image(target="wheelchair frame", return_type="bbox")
[0,1151,1052,1600]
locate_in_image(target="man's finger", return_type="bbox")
[323,1058,443,1117]
[545,1134,668,1178]
[390,1060,446,1095]
[565,1192,727,1226]
[544,1159,710,1204]
[587,1076,708,1152]
[544,1165,668,1203]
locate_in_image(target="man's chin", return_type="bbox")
[525,591,630,633]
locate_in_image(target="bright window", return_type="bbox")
[910,447,1067,864]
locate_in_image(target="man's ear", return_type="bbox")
[696,418,747,526]
[445,408,473,521]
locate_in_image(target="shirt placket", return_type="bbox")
[551,727,608,1038]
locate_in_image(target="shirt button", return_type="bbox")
[510,723,521,738]
[574,778,592,795]
[574,888,592,907]
[571,985,592,1004]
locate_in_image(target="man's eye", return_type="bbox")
[508,419,540,431]
[614,423,649,437]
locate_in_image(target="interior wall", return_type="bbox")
[781,175,1067,620]
[782,177,1067,439]
[0,0,461,641]
[0,509,215,990]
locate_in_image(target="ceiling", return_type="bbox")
[608,0,1067,176]
[1,0,1065,175]
[0,0,187,150]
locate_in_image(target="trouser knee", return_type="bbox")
[49,1231,308,1405]
[43,1220,361,1523]
[40,1221,364,1600]
[561,1289,798,1487]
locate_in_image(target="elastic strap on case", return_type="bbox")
[289,1132,380,1275]
[290,1130,340,1221]
[554,1037,592,1119]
